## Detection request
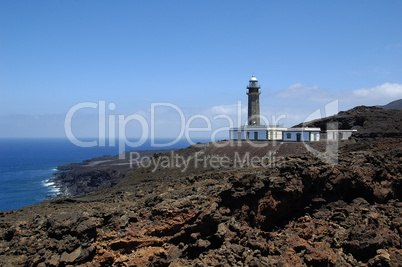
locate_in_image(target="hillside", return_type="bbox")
[382,99,402,110]
[293,105,402,140]
[0,107,401,266]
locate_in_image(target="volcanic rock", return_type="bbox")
[0,105,401,266]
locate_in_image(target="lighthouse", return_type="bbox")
[229,74,323,142]
[247,74,261,126]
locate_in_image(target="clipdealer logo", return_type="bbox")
[64,100,340,165]
[63,100,286,157]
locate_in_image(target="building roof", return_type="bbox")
[284,127,321,132]
[229,126,293,131]
[326,129,358,132]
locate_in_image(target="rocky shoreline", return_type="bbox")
[48,149,172,198]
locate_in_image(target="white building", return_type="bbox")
[282,128,321,142]
[229,126,286,141]
[229,126,321,142]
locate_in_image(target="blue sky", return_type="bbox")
[1,1,402,139]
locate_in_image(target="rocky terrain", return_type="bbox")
[0,105,401,266]
[294,105,402,140]
[49,150,170,197]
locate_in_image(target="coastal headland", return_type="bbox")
[0,105,401,266]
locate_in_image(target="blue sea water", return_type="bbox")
[0,138,204,211]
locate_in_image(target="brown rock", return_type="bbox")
[60,246,83,263]
[47,254,60,266]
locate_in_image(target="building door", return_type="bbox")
[246,132,250,140]
[238,132,241,140]
[270,132,273,140]
[296,133,301,142]
[254,132,258,140]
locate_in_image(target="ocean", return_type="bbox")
[0,138,203,211]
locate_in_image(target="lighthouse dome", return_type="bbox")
[249,75,258,82]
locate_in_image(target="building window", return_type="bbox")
[246,132,250,140]
[275,132,278,138]
[286,133,291,139]
[238,132,241,140]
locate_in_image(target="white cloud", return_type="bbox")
[273,83,333,103]
[204,103,247,119]
[353,83,402,99]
